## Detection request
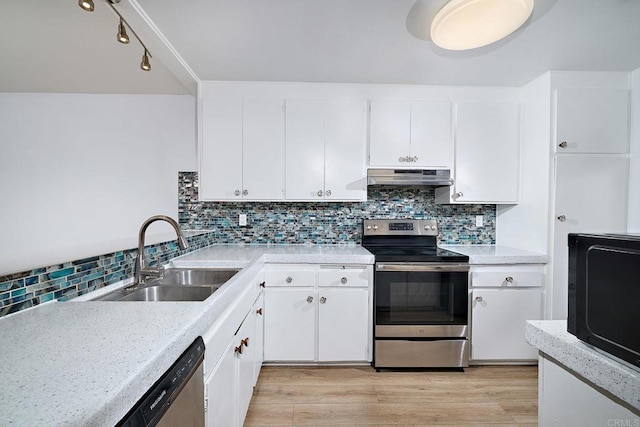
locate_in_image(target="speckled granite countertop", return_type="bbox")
[0,244,373,426]
[441,245,549,264]
[526,320,640,410]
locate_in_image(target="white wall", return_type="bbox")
[629,68,640,232]
[496,73,551,253]
[0,93,196,275]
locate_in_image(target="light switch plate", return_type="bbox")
[475,215,484,227]
[239,214,247,227]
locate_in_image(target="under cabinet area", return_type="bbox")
[368,99,452,168]
[263,263,372,363]
[470,265,544,362]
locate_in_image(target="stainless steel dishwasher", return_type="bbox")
[118,337,205,427]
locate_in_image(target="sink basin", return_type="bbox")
[92,268,240,302]
[156,268,239,285]
[117,285,218,302]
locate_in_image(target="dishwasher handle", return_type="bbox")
[376,263,469,273]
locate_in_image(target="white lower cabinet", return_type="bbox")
[205,338,237,427]
[470,265,544,362]
[263,264,372,363]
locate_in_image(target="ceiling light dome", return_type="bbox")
[431,0,534,50]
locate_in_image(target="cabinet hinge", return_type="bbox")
[204,396,208,412]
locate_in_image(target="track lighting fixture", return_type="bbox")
[78,0,152,72]
[140,50,151,71]
[117,18,130,44]
[78,0,95,12]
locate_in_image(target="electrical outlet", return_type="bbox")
[239,214,247,227]
[475,215,484,227]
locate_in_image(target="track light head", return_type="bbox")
[78,0,95,12]
[117,19,130,44]
[140,50,151,71]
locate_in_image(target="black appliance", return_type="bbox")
[568,233,640,369]
[362,219,470,369]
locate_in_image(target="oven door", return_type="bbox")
[374,263,469,338]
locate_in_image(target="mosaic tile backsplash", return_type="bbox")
[0,171,495,318]
[178,172,496,245]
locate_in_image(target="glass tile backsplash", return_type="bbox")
[0,171,495,317]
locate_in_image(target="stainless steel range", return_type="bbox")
[362,219,470,370]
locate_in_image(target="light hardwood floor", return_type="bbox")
[244,365,538,426]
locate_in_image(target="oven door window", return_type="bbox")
[375,270,468,325]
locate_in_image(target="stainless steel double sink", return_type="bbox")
[94,268,240,302]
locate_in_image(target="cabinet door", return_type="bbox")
[263,288,316,361]
[453,102,520,203]
[324,100,367,201]
[471,288,542,360]
[200,97,243,200]
[551,155,629,319]
[555,88,629,154]
[236,310,256,427]
[410,101,452,168]
[242,99,285,200]
[369,100,411,167]
[318,288,369,361]
[252,292,264,385]
[205,339,237,427]
[285,100,325,200]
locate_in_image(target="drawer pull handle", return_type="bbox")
[256,308,263,315]
[505,276,514,283]
[341,277,348,284]
[320,296,327,304]
[286,276,293,284]
[475,296,483,303]
[241,337,249,347]
[259,281,266,288]
[306,296,313,303]
[235,344,243,355]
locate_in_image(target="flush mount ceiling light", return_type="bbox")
[430,0,535,50]
[78,0,152,72]
[78,0,95,12]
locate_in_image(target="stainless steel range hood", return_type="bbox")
[367,169,453,186]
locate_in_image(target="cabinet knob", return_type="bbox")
[320,296,327,304]
[325,190,332,197]
[242,189,248,196]
[412,156,418,162]
[256,308,263,315]
[306,296,314,303]
[505,276,514,283]
[558,141,568,148]
[455,192,464,199]
[398,156,406,162]
[317,190,323,197]
[557,215,566,222]
[285,276,293,284]
[241,337,249,347]
[341,277,348,284]
[234,189,241,196]
[235,344,243,354]
[475,296,483,303]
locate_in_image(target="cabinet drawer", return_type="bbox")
[472,266,544,288]
[318,265,369,288]
[264,265,317,287]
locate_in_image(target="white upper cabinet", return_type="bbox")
[199,97,285,201]
[285,99,367,201]
[554,87,629,154]
[436,102,520,204]
[369,100,452,168]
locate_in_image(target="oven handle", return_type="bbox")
[376,263,469,272]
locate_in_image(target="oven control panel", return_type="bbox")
[363,219,438,236]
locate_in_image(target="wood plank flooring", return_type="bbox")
[244,365,538,426]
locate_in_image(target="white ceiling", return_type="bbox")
[2,0,640,94]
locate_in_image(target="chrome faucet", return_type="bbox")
[133,215,189,287]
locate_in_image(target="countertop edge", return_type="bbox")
[525,320,640,411]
